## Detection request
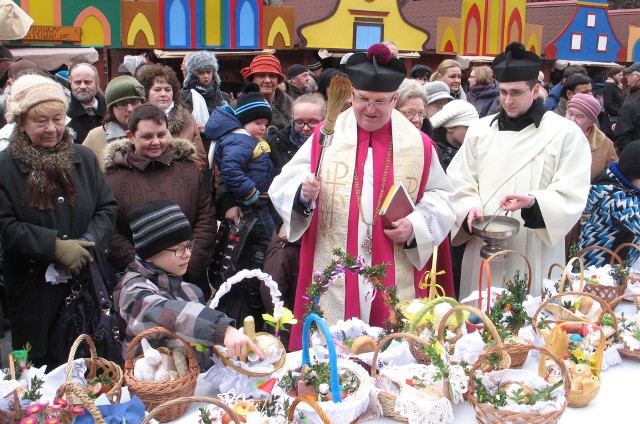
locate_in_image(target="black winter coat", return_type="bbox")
[67,92,107,144]
[602,82,623,137]
[0,139,118,368]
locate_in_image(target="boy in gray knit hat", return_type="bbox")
[113,199,263,359]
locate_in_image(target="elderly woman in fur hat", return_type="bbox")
[241,55,293,131]
[104,104,216,300]
[0,74,117,368]
[136,63,207,164]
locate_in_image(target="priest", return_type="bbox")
[269,44,456,350]
[447,42,592,299]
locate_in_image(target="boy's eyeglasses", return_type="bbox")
[164,241,194,257]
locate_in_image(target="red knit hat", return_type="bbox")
[241,55,285,83]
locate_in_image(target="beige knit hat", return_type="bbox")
[430,100,479,128]
[5,74,67,123]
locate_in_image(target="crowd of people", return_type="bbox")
[0,42,638,368]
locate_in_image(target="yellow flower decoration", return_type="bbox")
[263,306,297,334]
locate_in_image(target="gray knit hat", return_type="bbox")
[105,76,146,109]
[130,200,193,260]
[424,81,454,105]
[185,51,219,75]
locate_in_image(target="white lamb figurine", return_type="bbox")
[133,338,169,382]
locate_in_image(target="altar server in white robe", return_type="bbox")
[269,44,456,350]
[447,42,592,299]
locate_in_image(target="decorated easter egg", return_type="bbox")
[569,333,583,342]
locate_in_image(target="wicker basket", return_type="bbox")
[468,344,570,424]
[124,327,199,422]
[609,293,640,361]
[65,334,123,404]
[370,333,438,422]
[532,290,618,347]
[575,246,627,305]
[0,354,27,424]
[436,304,512,369]
[287,396,331,424]
[55,382,107,424]
[209,269,287,377]
[538,322,604,408]
[404,297,462,363]
[285,313,369,424]
[140,396,242,424]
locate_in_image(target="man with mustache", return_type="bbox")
[67,62,106,144]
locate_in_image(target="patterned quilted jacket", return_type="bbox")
[578,163,640,267]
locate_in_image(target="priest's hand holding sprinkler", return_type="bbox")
[303,75,353,216]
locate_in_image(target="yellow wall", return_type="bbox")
[300,0,427,50]
[27,0,56,26]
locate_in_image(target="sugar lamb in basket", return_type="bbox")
[113,200,262,367]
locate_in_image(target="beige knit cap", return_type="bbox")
[430,99,479,128]
[5,74,67,123]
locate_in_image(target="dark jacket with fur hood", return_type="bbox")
[167,102,207,163]
[104,137,216,298]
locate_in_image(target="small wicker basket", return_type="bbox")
[609,293,640,362]
[64,334,124,404]
[370,332,440,422]
[124,327,199,422]
[532,290,618,348]
[538,322,604,408]
[468,344,570,424]
[287,396,331,424]
[436,304,512,369]
[55,382,107,424]
[576,245,627,305]
[0,354,27,424]
[209,269,287,377]
[140,396,242,424]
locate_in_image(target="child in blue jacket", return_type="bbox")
[204,84,276,328]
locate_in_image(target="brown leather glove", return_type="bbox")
[54,239,95,275]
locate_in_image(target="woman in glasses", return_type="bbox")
[104,104,216,300]
[83,76,145,170]
[395,79,429,131]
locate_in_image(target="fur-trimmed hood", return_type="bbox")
[103,137,198,171]
[167,103,193,136]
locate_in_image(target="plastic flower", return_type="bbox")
[53,399,68,408]
[20,417,39,424]
[69,406,85,416]
[50,404,63,411]
[26,404,43,415]
[573,349,587,362]
[44,418,60,424]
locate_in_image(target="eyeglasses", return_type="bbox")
[353,95,396,108]
[114,99,142,110]
[399,109,425,120]
[293,120,319,130]
[164,241,194,257]
[498,88,531,98]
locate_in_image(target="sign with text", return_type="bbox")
[23,26,82,42]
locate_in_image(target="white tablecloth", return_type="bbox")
[167,352,640,423]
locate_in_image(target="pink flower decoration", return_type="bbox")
[50,404,63,411]
[53,399,68,408]
[69,406,85,416]
[26,404,43,415]
[20,416,39,424]
[44,418,60,424]
[366,44,393,65]
[37,401,49,408]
